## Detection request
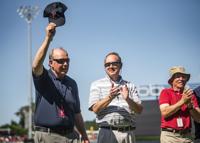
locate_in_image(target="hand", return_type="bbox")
[120,84,129,100]
[187,100,194,110]
[46,23,56,39]
[109,83,120,99]
[81,139,90,143]
[181,88,193,104]
[81,136,90,143]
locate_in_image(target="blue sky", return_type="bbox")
[1,0,200,126]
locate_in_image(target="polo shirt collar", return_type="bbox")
[169,87,182,94]
[106,75,123,84]
[49,69,66,81]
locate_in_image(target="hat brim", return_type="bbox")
[168,73,190,84]
[49,16,65,27]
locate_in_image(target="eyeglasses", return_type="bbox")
[104,61,121,67]
[52,58,70,64]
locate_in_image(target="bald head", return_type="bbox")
[49,47,68,60]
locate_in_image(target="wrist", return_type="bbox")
[125,96,130,101]
[45,36,53,41]
[188,105,194,111]
[179,99,186,106]
[81,135,88,141]
[108,95,114,100]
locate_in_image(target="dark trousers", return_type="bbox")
[194,121,200,140]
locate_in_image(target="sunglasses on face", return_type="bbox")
[53,58,70,64]
[104,61,121,67]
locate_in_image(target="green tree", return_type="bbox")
[0,120,27,136]
[84,119,99,130]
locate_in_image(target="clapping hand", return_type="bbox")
[182,88,193,104]
[109,83,120,99]
[120,84,129,100]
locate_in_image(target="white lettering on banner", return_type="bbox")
[137,83,199,101]
[137,85,165,100]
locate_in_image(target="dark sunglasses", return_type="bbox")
[104,61,121,67]
[53,58,70,64]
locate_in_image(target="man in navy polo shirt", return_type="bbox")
[194,86,200,143]
[32,23,89,143]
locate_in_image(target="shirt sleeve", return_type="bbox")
[88,82,100,110]
[159,89,170,105]
[192,94,199,108]
[32,67,48,94]
[73,81,81,114]
[128,82,142,104]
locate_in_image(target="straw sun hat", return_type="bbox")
[168,66,190,84]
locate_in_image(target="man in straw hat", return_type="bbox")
[159,66,200,143]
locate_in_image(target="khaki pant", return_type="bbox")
[160,130,193,143]
[97,128,136,143]
[34,131,80,143]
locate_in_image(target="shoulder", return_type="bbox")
[160,88,172,98]
[33,67,48,79]
[66,75,76,82]
[194,86,200,97]
[122,79,136,88]
[65,75,77,87]
[159,88,172,104]
[91,77,108,86]
[161,88,171,93]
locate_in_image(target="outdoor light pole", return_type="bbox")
[17,5,39,139]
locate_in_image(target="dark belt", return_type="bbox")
[161,128,191,135]
[100,126,135,132]
[34,126,73,135]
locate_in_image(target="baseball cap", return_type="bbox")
[43,2,67,27]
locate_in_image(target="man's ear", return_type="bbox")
[49,60,52,67]
[120,62,123,69]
